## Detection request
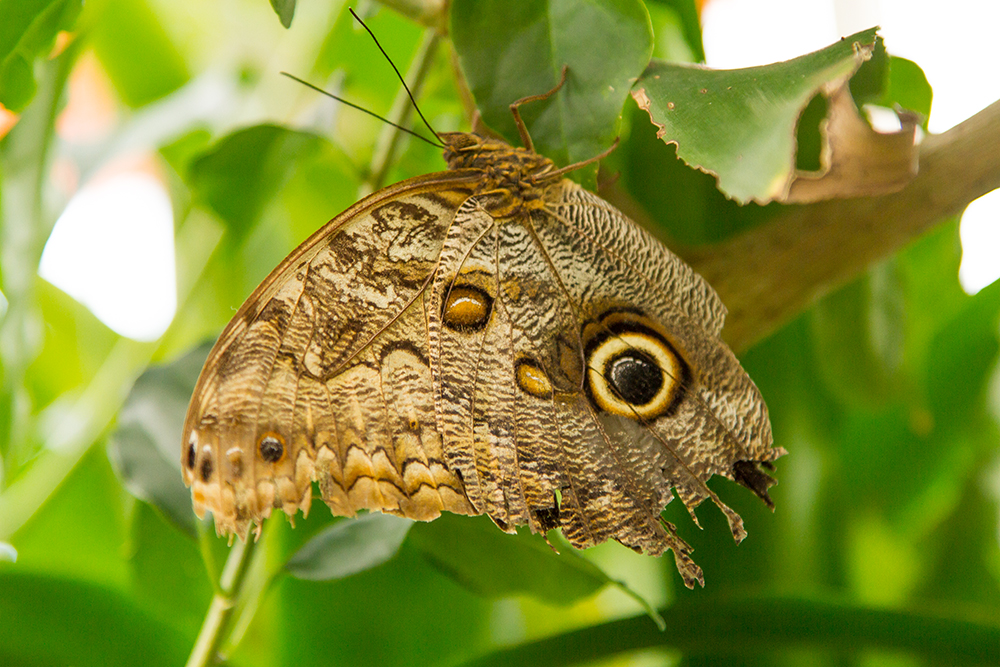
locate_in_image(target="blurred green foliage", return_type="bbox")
[1,1,998,666]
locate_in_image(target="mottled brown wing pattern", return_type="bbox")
[182,174,480,538]
[182,131,784,588]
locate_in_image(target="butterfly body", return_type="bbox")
[182,130,784,588]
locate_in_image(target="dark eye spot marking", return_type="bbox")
[199,455,213,482]
[585,320,689,421]
[441,284,492,332]
[186,440,196,469]
[258,433,285,463]
[607,350,663,406]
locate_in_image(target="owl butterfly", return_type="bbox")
[181,63,785,589]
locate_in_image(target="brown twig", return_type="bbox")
[682,98,1000,352]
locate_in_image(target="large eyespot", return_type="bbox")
[586,326,689,420]
[258,432,285,463]
[441,283,493,332]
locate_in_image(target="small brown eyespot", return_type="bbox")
[258,433,285,463]
[515,358,554,399]
[442,284,492,332]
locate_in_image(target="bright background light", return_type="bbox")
[702,0,1000,295]
[39,170,177,342]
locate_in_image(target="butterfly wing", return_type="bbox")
[426,180,783,587]
[182,129,781,588]
[182,172,481,540]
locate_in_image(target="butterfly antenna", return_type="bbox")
[280,72,442,149]
[349,7,442,144]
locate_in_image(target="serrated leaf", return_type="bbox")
[409,513,608,606]
[107,344,211,537]
[633,27,916,203]
[451,0,653,173]
[285,513,413,581]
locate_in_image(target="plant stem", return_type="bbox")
[186,537,257,667]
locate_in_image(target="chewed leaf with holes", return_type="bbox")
[182,130,783,588]
[632,27,919,204]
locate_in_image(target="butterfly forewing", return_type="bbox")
[183,175,479,539]
[182,132,784,587]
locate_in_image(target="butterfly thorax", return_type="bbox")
[439,131,560,217]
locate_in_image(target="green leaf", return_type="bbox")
[270,0,296,28]
[451,0,653,172]
[0,53,34,112]
[0,542,16,563]
[456,596,1000,667]
[809,266,905,409]
[0,570,189,666]
[633,27,880,203]
[925,277,1000,432]
[0,0,82,112]
[274,543,491,667]
[7,445,129,589]
[89,0,190,107]
[618,103,775,244]
[881,56,933,127]
[648,0,704,62]
[409,513,608,606]
[188,124,327,240]
[285,513,414,581]
[126,502,213,636]
[107,343,210,537]
[848,35,888,106]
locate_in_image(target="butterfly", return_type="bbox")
[180,70,785,589]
